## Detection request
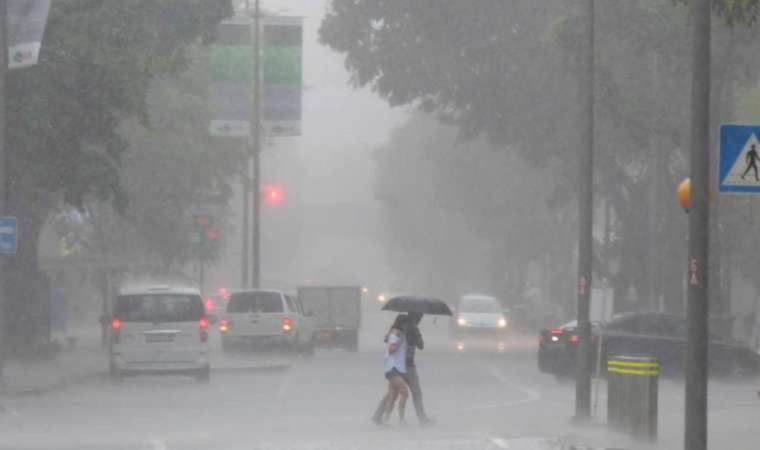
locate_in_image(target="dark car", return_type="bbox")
[538,320,601,376]
[538,313,760,378]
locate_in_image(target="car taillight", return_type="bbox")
[199,317,209,343]
[282,317,293,332]
[219,319,230,333]
[203,297,214,312]
[569,334,598,344]
[111,318,121,344]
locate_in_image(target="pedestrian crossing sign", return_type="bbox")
[719,124,760,193]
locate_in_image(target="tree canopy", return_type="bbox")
[3,0,234,354]
[321,0,760,318]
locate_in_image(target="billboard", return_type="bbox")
[210,15,303,139]
[209,16,252,139]
[262,16,302,137]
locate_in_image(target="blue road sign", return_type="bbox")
[0,216,17,254]
[719,124,760,193]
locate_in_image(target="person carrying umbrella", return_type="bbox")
[372,296,450,425]
[375,314,410,425]
[402,311,436,425]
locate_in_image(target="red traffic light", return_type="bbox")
[204,227,221,241]
[262,185,284,205]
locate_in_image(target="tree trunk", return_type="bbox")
[2,178,54,357]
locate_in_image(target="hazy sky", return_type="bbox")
[215,0,408,290]
[260,0,409,203]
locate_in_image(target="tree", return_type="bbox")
[3,0,233,355]
[53,44,243,269]
[321,0,760,325]
[374,113,576,318]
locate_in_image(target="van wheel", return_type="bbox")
[286,334,300,355]
[109,363,124,384]
[344,331,359,352]
[302,335,316,358]
[194,366,211,384]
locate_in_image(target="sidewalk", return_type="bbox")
[1,327,108,396]
[0,328,294,396]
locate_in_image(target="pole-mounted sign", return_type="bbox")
[8,0,50,69]
[718,124,760,193]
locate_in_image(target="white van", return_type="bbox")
[220,289,314,353]
[109,286,210,382]
[452,294,509,351]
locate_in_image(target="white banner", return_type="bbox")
[8,0,51,69]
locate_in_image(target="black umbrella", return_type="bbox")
[381,296,453,316]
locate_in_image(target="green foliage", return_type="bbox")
[7,0,233,212]
[321,0,760,314]
[320,1,575,158]
[1,0,235,352]
[375,113,575,305]
[55,45,244,267]
[675,0,760,25]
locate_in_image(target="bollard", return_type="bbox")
[606,356,659,441]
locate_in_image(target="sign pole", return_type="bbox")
[250,0,261,289]
[574,0,594,422]
[0,0,7,379]
[685,0,710,448]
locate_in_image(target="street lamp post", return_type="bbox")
[0,0,7,379]
[685,0,711,446]
[575,0,594,422]
[242,0,262,289]
[250,0,262,289]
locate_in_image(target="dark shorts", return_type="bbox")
[385,368,404,380]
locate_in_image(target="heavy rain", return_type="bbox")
[0,1,759,449]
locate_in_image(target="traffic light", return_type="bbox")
[262,185,284,205]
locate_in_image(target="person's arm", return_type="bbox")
[408,324,424,350]
[387,331,402,353]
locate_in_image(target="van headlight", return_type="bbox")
[458,317,469,327]
[498,318,507,328]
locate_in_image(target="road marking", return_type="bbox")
[459,364,542,411]
[276,364,296,399]
[490,437,511,448]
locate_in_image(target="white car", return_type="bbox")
[452,294,509,352]
[109,285,210,382]
[220,289,315,354]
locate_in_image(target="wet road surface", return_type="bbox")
[0,334,758,450]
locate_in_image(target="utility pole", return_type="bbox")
[241,159,250,288]
[0,0,8,379]
[240,0,251,289]
[250,0,262,289]
[574,0,594,422]
[685,0,710,448]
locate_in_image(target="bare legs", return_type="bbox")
[382,376,409,424]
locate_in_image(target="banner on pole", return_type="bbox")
[8,0,51,69]
[209,16,253,139]
[262,16,302,137]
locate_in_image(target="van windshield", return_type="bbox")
[460,298,501,313]
[227,292,284,313]
[115,294,204,323]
